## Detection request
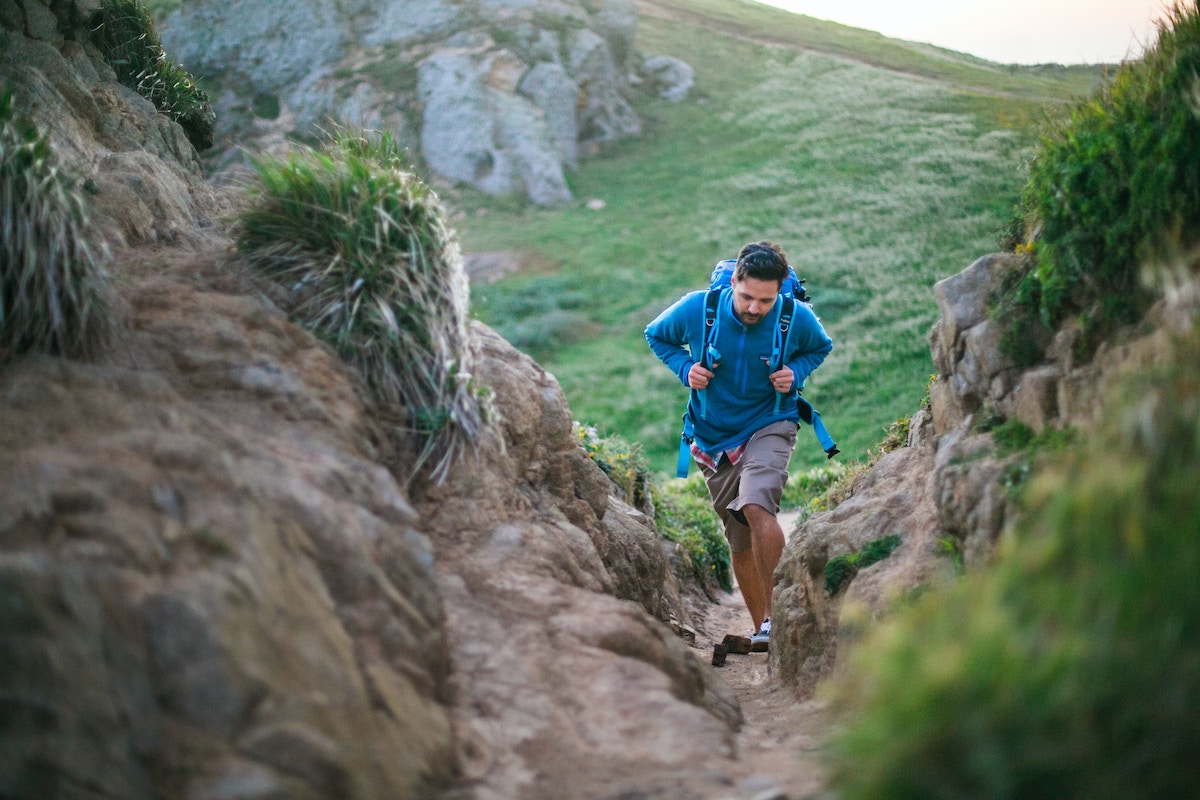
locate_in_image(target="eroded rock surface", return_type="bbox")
[160,0,687,203]
[771,251,1191,699]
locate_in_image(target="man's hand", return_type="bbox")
[770,368,794,394]
[687,363,715,389]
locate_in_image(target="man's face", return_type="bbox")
[730,274,780,326]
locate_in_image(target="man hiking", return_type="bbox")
[645,241,833,651]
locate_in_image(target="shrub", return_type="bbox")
[574,422,732,592]
[91,0,214,151]
[0,90,110,360]
[1019,3,1200,335]
[827,330,1200,799]
[234,129,490,484]
[653,473,733,594]
[574,421,652,510]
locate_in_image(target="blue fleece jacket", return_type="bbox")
[645,287,833,455]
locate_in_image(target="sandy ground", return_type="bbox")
[690,581,835,800]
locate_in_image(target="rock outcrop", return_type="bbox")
[0,0,220,246]
[159,0,689,204]
[1,8,737,797]
[771,251,1190,698]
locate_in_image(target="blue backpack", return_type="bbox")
[676,260,839,478]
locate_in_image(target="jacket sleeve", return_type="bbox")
[645,293,700,387]
[784,303,833,387]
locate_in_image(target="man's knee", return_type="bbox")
[741,503,775,524]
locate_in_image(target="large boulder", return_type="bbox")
[413,325,740,798]
[160,0,680,203]
[417,41,572,205]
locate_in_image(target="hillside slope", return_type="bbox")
[462,0,1101,474]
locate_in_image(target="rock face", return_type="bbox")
[160,0,686,204]
[0,256,458,798]
[771,251,1186,698]
[1,9,736,798]
[0,0,219,246]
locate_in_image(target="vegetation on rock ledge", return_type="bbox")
[92,0,214,151]
[0,90,110,361]
[234,129,492,484]
[1004,1,1200,353]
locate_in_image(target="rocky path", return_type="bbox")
[691,584,833,800]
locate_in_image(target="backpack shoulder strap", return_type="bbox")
[773,295,795,372]
[701,287,721,369]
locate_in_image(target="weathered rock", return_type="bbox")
[932,428,1018,566]
[0,263,457,799]
[162,0,349,95]
[519,61,581,168]
[358,0,463,48]
[1009,364,1062,433]
[933,253,1020,345]
[408,325,741,799]
[772,445,942,697]
[0,23,214,248]
[641,55,694,102]
[159,0,680,204]
[418,44,573,205]
[565,26,642,142]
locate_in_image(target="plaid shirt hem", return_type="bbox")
[691,440,748,472]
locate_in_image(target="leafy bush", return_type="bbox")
[574,422,653,510]
[827,330,1200,799]
[574,421,732,593]
[234,129,490,484]
[0,90,110,360]
[92,0,214,151]
[653,473,733,594]
[1019,3,1200,335]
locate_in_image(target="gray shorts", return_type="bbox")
[700,420,797,553]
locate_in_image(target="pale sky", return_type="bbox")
[754,0,1168,64]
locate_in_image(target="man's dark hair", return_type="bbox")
[734,240,789,285]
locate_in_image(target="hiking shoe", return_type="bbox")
[750,618,770,653]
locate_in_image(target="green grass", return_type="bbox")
[233,129,492,484]
[1015,2,1200,349]
[457,0,1098,476]
[92,0,214,151]
[0,90,111,360]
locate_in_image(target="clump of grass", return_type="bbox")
[826,328,1200,798]
[653,473,733,594]
[574,421,653,510]
[234,129,490,484]
[574,421,732,592]
[0,90,110,361]
[91,0,214,151]
[1017,2,1200,342]
[824,534,902,595]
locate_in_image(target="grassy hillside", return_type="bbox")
[454,0,1101,476]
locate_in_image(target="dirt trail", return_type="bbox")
[691,585,833,800]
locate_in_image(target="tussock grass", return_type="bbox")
[827,323,1200,799]
[92,0,214,151]
[234,130,490,484]
[0,90,110,361]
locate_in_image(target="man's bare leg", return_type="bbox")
[731,548,767,632]
[742,503,786,627]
